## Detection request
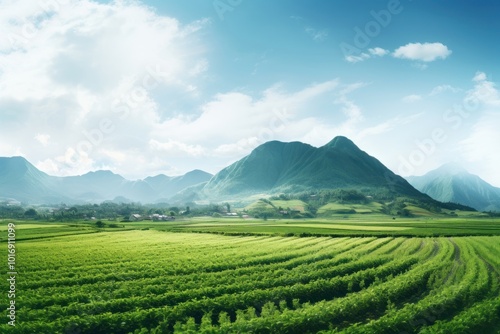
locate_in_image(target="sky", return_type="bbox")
[1,0,500,186]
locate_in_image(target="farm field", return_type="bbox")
[159,216,500,237]
[1,220,500,334]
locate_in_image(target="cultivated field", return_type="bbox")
[1,219,499,333]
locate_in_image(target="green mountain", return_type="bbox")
[0,157,212,204]
[201,136,426,200]
[407,163,500,212]
[144,170,213,200]
[0,156,70,203]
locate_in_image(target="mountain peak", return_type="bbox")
[185,169,212,177]
[323,136,359,150]
[0,156,30,168]
[0,156,48,177]
[436,162,468,175]
[201,136,425,200]
[407,163,500,212]
[80,170,125,181]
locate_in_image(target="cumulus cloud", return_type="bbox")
[459,72,500,186]
[0,1,208,101]
[473,72,487,82]
[0,0,209,178]
[393,42,452,62]
[465,72,500,107]
[151,80,341,151]
[368,47,389,56]
[35,134,51,147]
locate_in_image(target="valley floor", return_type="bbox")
[1,219,500,333]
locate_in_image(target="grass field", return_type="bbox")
[1,218,500,333]
[244,199,307,213]
[159,216,500,237]
[317,201,384,215]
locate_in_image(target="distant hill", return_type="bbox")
[0,156,70,203]
[407,163,500,212]
[0,157,212,204]
[144,169,213,200]
[200,136,427,200]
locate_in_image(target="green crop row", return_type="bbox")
[0,231,498,334]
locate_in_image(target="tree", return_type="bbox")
[68,207,78,217]
[95,220,105,228]
[24,208,38,218]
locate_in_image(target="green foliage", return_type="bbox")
[95,220,105,228]
[24,208,38,217]
[1,228,498,333]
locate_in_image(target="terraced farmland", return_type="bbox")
[1,229,499,333]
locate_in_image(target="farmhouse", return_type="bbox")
[150,214,175,221]
[129,214,142,221]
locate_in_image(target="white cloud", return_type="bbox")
[0,0,210,178]
[473,72,487,82]
[0,2,209,101]
[0,0,209,104]
[152,80,341,148]
[345,53,370,63]
[346,42,451,66]
[345,47,388,63]
[0,141,24,157]
[465,72,500,107]
[334,83,367,127]
[402,94,422,103]
[459,72,500,186]
[429,85,461,96]
[336,97,363,122]
[368,47,389,56]
[393,42,452,62]
[34,133,50,146]
[36,158,60,175]
[460,112,500,186]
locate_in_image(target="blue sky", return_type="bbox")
[1,0,500,186]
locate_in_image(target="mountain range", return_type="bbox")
[407,163,500,212]
[1,136,493,211]
[0,156,212,204]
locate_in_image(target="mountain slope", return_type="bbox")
[201,136,426,199]
[0,157,68,203]
[145,170,213,199]
[407,163,500,212]
[0,157,212,204]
